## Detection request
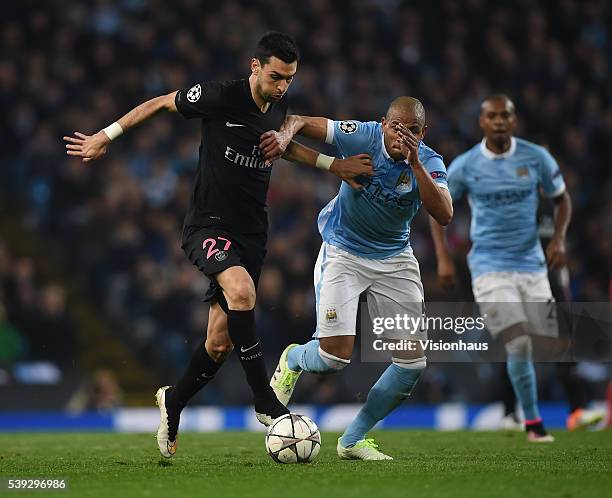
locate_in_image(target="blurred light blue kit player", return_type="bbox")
[430,94,571,442]
[264,97,453,460]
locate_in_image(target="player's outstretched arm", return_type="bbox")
[429,216,456,291]
[63,91,179,162]
[546,190,572,270]
[282,140,373,190]
[260,115,330,161]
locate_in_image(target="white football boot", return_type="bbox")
[155,386,178,458]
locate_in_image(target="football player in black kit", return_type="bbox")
[64,32,373,457]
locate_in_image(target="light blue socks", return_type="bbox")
[507,359,540,421]
[340,358,426,447]
[505,335,540,422]
[287,339,350,374]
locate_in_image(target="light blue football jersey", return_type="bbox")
[317,120,448,259]
[448,137,566,278]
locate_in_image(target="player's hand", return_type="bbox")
[395,124,420,165]
[330,154,374,189]
[545,236,567,270]
[63,131,110,163]
[259,130,294,161]
[437,256,456,291]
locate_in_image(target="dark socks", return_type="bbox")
[166,340,223,412]
[227,309,287,417]
[226,309,270,395]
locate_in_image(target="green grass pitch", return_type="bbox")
[3,431,611,498]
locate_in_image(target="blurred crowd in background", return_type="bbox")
[0,0,610,407]
[0,242,77,368]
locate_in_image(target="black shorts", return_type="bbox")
[182,227,267,313]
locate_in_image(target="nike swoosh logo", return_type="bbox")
[226,121,245,128]
[240,342,259,353]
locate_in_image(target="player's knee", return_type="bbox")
[225,280,256,310]
[319,336,354,361]
[500,322,529,343]
[390,340,425,362]
[318,346,350,371]
[504,334,532,359]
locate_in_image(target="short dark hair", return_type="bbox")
[254,32,299,66]
[481,94,515,113]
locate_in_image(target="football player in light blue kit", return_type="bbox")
[262,97,453,460]
[430,94,571,442]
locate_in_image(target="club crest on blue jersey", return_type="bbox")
[395,170,413,193]
[516,166,530,178]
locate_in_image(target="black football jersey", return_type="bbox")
[175,79,288,235]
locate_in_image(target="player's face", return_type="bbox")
[252,56,297,103]
[479,99,517,146]
[382,111,426,161]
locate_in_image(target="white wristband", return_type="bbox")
[102,122,123,141]
[315,153,334,170]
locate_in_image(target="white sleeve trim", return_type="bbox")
[325,119,334,144]
[543,182,566,198]
[436,182,449,190]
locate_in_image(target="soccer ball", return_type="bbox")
[265,414,321,464]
